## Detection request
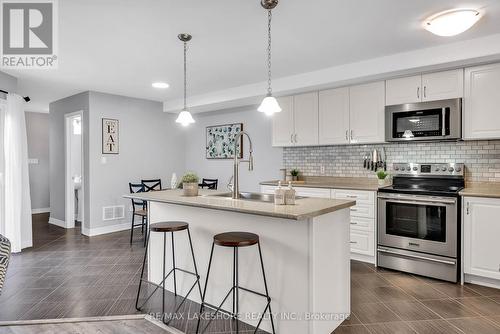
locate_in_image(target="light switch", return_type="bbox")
[101,156,107,164]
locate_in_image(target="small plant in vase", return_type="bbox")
[376,170,389,186]
[181,172,200,196]
[290,169,300,182]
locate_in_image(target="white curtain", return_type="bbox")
[0,94,32,253]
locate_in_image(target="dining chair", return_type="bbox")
[199,178,218,190]
[141,179,162,192]
[129,183,148,246]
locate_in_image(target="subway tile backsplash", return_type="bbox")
[283,140,500,182]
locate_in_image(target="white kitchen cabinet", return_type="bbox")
[293,92,319,146]
[422,69,464,102]
[385,75,422,105]
[272,93,318,147]
[318,88,350,145]
[294,187,331,198]
[385,69,463,105]
[464,196,500,281]
[350,230,374,257]
[272,96,294,146]
[349,81,386,144]
[464,63,500,140]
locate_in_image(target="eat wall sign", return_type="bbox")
[102,118,119,154]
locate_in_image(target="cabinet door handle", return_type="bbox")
[294,133,298,143]
[290,134,294,143]
[350,130,354,140]
[424,86,427,99]
[345,130,349,141]
[466,202,470,215]
[417,87,420,99]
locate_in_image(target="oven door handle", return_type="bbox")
[378,196,456,205]
[378,248,456,265]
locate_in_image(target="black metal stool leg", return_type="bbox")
[257,242,276,334]
[162,232,166,321]
[196,242,215,334]
[235,246,239,333]
[172,232,177,296]
[130,214,135,244]
[135,232,150,310]
[143,218,148,247]
[187,228,203,299]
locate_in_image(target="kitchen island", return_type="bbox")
[124,189,355,334]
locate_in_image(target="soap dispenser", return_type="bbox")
[285,181,296,205]
[274,181,286,205]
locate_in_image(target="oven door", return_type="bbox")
[378,193,457,258]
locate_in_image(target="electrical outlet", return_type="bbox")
[320,165,325,175]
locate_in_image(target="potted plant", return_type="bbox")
[181,172,200,196]
[290,169,300,182]
[376,170,389,186]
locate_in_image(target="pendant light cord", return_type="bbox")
[267,9,273,96]
[183,41,188,110]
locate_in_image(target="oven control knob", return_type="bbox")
[394,166,399,171]
[456,166,462,172]
[406,167,411,171]
[413,166,418,171]
[435,167,440,172]
[448,167,454,172]
[441,166,447,172]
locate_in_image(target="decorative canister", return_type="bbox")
[183,182,199,196]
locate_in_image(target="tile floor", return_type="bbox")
[2,214,500,333]
[336,261,500,333]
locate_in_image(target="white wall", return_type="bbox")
[25,112,50,211]
[0,70,17,93]
[87,91,185,231]
[184,106,283,192]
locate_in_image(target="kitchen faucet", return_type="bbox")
[231,131,254,199]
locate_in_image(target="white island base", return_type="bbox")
[146,201,351,334]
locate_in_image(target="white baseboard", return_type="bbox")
[49,216,68,228]
[82,221,131,237]
[32,207,50,214]
[351,253,376,265]
[464,274,500,289]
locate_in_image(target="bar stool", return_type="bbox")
[196,232,275,334]
[135,221,202,324]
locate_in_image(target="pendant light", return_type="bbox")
[176,33,195,126]
[258,0,282,116]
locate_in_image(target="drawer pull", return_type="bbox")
[350,241,357,244]
[347,195,357,198]
[350,208,357,212]
[350,222,358,225]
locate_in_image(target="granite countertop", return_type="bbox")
[460,182,500,199]
[124,189,355,221]
[260,176,385,191]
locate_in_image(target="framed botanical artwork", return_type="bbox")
[102,118,119,154]
[206,123,243,159]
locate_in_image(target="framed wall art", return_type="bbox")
[102,118,119,154]
[206,123,243,159]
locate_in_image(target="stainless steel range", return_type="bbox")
[377,163,465,282]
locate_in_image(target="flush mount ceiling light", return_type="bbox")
[152,82,169,89]
[424,9,482,37]
[257,0,282,116]
[175,33,195,126]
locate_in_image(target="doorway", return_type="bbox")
[65,111,83,230]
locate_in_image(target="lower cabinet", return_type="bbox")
[260,185,377,262]
[463,196,500,281]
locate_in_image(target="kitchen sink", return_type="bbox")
[208,192,304,203]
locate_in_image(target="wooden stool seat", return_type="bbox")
[214,231,259,247]
[150,221,189,233]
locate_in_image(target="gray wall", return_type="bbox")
[184,106,283,192]
[25,112,50,210]
[0,70,17,92]
[283,140,500,182]
[88,92,185,230]
[49,92,90,225]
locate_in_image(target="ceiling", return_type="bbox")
[5,0,500,113]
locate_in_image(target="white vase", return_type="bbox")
[170,173,178,189]
[378,179,386,186]
[183,182,199,196]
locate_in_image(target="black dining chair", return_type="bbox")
[141,179,162,192]
[199,178,218,190]
[129,183,148,246]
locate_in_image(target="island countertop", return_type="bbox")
[124,189,355,220]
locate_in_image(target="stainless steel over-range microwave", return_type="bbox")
[385,98,462,142]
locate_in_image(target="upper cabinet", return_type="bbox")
[349,81,386,144]
[319,87,350,145]
[386,69,464,106]
[272,93,319,147]
[464,63,500,140]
